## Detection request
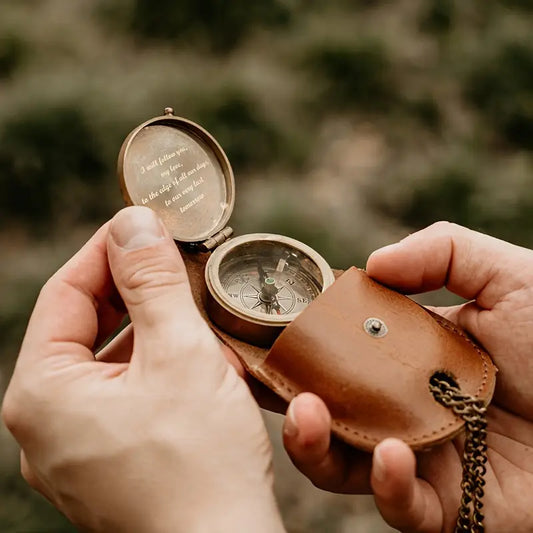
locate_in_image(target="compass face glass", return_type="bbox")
[216,239,325,321]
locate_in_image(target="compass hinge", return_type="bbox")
[201,227,233,251]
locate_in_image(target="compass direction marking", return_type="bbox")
[276,258,287,273]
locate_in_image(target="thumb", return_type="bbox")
[366,221,533,308]
[107,207,218,371]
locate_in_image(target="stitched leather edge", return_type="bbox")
[259,365,464,448]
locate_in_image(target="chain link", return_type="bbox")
[429,376,488,533]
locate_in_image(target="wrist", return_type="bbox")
[151,481,285,533]
[194,484,285,533]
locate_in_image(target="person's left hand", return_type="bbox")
[2,207,285,533]
[280,222,533,532]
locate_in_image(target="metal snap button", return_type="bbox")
[364,317,388,338]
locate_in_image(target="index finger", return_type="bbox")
[19,222,114,365]
[366,221,533,309]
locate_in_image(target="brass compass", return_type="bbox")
[118,107,334,346]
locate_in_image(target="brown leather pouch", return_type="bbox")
[183,251,497,452]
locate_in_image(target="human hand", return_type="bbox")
[2,207,285,533]
[282,222,533,532]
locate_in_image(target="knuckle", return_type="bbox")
[38,275,77,311]
[136,317,214,371]
[2,378,47,437]
[427,220,459,235]
[128,263,183,291]
[37,275,59,302]
[120,251,189,302]
[175,328,217,358]
[2,389,21,434]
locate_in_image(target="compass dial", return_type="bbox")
[205,234,334,339]
[220,253,321,317]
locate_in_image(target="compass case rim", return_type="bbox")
[205,233,335,346]
[117,112,235,243]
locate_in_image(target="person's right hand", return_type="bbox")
[282,222,533,532]
[2,207,285,533]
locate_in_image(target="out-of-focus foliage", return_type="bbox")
[0,35,26,79]
[0,105,107,229]
[99,0,293,53]
[195,89,286,170]
[303,40,398,113]
[419,0,455,35]
[377,167,477,229]
[465,41,533,149]
[499,0,533,10]
[0,0,531,530]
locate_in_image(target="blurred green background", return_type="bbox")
[0,0,531,531]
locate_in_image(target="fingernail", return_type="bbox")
[111,207,165,250]
[373,444,387,483]
[284,401,299,439]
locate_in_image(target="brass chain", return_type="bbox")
[429,376,488,533]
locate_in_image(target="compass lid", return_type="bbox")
[118,108,235,243]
